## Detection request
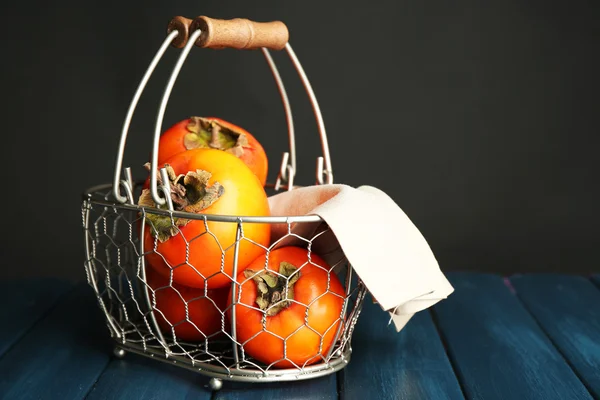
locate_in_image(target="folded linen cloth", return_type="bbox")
[267,184,454,331]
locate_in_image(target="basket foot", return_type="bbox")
[208,378,223,391]
[113,347,127,359]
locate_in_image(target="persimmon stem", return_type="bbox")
[209,123,221,149]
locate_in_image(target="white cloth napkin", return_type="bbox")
[268,184,454,332]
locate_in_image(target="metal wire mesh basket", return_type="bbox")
[81,15,367,389]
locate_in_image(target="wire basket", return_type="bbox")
[81,15,367,390]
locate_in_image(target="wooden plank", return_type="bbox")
[432,272,593,400]
[89,347,336,400]
[213,374,337,400]
[510,274,600,398]
[592,274,600,288]
[0,283,112,400]
[0,277,72,357]
[340,299,464,400]
[87,353,212,400]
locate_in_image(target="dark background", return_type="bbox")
[1,1,598,281]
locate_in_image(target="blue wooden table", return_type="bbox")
[1,272,599,399]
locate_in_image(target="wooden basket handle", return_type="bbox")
[167,16,289,50]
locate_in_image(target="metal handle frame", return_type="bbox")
[112,27,334,209]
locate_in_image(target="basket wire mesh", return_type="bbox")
[82,15,367,386]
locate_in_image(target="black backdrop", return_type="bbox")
[1,1,598,280]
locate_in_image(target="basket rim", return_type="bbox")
[83,183,325,224]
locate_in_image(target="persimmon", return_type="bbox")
[139,148,270,289]
[144,266,229,341]
[157,116,268,186]
[228,247,345,368]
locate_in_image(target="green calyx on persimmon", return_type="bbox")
[138,163,224,242]
[244,262,300,316]
[184,117,249,157]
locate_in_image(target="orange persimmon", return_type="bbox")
[228,246,345,368]
[157,116,268,186]
[139,148,270,289]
